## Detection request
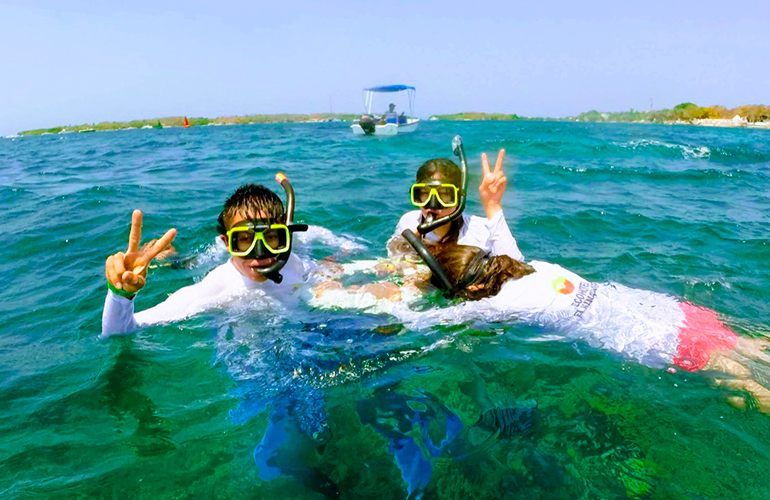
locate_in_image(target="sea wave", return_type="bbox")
[539,162,767,183]
[296,225,368,253]
[619,139,711,159]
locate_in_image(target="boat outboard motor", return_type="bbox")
[359,115,377,135]
[417,135,469,235]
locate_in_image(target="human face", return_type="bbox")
[220,211,277,283]
[418,174,458,224]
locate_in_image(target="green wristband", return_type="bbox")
[107,281,136,299]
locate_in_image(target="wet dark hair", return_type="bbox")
[415,158,464,244]
[435,245,535,301]
[416,158,462,186]
[217,184,284,231]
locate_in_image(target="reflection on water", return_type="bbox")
[101,339,176,457]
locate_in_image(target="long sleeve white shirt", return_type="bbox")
[102,254,306,337]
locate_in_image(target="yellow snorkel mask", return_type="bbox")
[225,222,292,257]
[410,181,460,208]
[217,173,308,284]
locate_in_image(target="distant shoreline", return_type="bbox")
[432,116,770,130]
[15,103,770,136]
[431,103,770,130]
[17,113,358,136]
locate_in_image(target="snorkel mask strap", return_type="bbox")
[401,229,455,297]
[216,213,227,236]
[417,135,469,235]
[260,172,308,284]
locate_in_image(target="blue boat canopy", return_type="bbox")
[364,85,416,93]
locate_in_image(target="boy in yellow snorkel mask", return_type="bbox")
[102,174,308,336]
[387,136,524,261]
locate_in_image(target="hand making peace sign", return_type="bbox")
[479,149,508,219]
[105,210,177,295]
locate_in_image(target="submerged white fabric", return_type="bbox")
[101,254,306,337]
[313,260,686,368]
[388,210,524,261]
[483,261,685,367]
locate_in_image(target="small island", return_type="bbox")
[430,103,770,129]
[570,103,770,129]
[16,103,770,136]
[18,113,359,136]
[429,112,523,121]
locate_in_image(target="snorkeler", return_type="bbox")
[407,240,770,414]
[102,173,309,336]
[315,233,770,414]
[387,136,524,261]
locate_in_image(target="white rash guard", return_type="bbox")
[484,261,685,367]
[409,261,736,371]
[313,260,737,372]
[387,210,524,261]
[101,254,306,337]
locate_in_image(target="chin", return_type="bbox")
[246,272,268,283]
[243,265,269,282]
[233,259,272,282]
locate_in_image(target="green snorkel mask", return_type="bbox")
[416,135,469,235]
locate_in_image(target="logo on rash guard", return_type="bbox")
[552,277,575,294]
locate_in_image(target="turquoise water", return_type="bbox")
[1,121,769,499]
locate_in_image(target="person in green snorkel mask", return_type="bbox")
[387,136,525,261]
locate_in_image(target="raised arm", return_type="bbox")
[479,149,507,220]
[478,150,524,260]
[102,210,176,336]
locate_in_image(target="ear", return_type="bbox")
[219,235,228,247]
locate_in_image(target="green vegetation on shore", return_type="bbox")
[430,112,522,121]
[18,113,359,136]
[430,104,770,125]
[18,104,770,135]
[572,103,770,124]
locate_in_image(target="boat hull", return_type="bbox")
[351,118,420,136]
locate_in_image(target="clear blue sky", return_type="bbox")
[1,0,768,135]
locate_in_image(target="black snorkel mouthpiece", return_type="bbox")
[260,172,308,284]
[416,135,469,235]
[401,229,456,297]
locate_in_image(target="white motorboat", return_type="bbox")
[351,85,420,136]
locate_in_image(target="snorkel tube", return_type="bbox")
[416,135,469,235]
[401,229,455,297]
[259,173,309,284]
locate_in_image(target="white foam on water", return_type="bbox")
[622,139,711,159]
[681,145,711,159]
[525,334,567,342]
[296,225,368,253]
[340,260,382,274]
[337,259,426,276]
[194,238,229,267]
[172,238,229,272]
